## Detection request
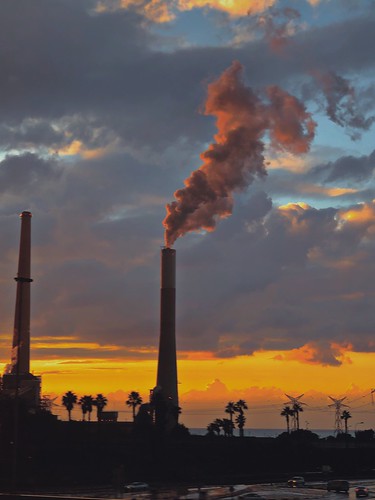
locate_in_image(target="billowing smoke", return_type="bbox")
[163,61,316,247]
[312,70,375,138]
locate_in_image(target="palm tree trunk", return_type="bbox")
[68,409,71,421]
[286,415,290,434]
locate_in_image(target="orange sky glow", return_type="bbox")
[2,347,374,430]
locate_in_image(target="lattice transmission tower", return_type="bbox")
[285,394,306,431]
[328,396,349,435]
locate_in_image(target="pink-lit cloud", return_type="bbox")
[273,341,353,366]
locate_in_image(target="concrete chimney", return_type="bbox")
[2,211,40,407]
[11,211,33,375]
[155,247,178,423]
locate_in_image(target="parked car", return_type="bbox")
[124,482,149,492]
[355,486,369,497]
[327,480,349,493]
[287,476,305,487]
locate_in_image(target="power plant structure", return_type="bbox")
[2,211,41,407]
[154,247,179,429]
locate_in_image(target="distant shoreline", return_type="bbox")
[188,428,344,438]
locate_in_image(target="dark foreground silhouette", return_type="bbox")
[1,401,375,491]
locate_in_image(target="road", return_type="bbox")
[220,480,375,500]
[3,480,375,500]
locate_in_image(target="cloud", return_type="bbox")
[104,0,279,21]
[309,149,375,185]
[0,0,374,165]
[310,71,375,138]
[256,7,302,53]
[96,0,176,23]
[274,341,353,366]
[178,0,276,17]
[0,153,61,195]
[2,149,375,370]
[172,198,375,362]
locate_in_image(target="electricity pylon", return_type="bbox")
[328,396,349,435]
[285,394,306,431]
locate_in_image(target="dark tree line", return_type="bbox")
[61,390,143,421]
[207,400,248,437]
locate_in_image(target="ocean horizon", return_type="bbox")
[189,428,345,438]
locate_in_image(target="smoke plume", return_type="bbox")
[163,61,316,246]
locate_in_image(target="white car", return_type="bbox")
[124,482,149,492]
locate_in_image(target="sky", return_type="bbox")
[1,0,375,431]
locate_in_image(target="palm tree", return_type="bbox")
[206,418,225,436]
[225,401,237,436]
[235,412,246,437]
[280,406,294,434]
[235,399,248,413]
[79,395,94,421]
[341,410,352,434]
[62,391,77,421]
[222,418,235,437]
[213,418,224,435]
[94,393,108,421]
[234,399,248,437]
[207,421,221,436]
[292,402,303,430]
[126,391,143,421]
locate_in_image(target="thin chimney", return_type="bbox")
[11,211,33,375]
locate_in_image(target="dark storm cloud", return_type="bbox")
[0,121,65,151]
[0,153,61,194]
[1,157,375,367]
[0,0,212,151]
[1,1,375,371]
[0,146,188,348]
[0,143,173,328]
[0,0,375,158]
[173,198,375,364]
[32,258,160,344]
[309,150,375,185]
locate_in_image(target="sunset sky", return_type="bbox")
[1,0,375,431]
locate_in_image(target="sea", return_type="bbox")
[189,428,342,438]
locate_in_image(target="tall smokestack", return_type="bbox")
[155,247,178,426]
[11,211,33,375]
[2,211,40,408]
